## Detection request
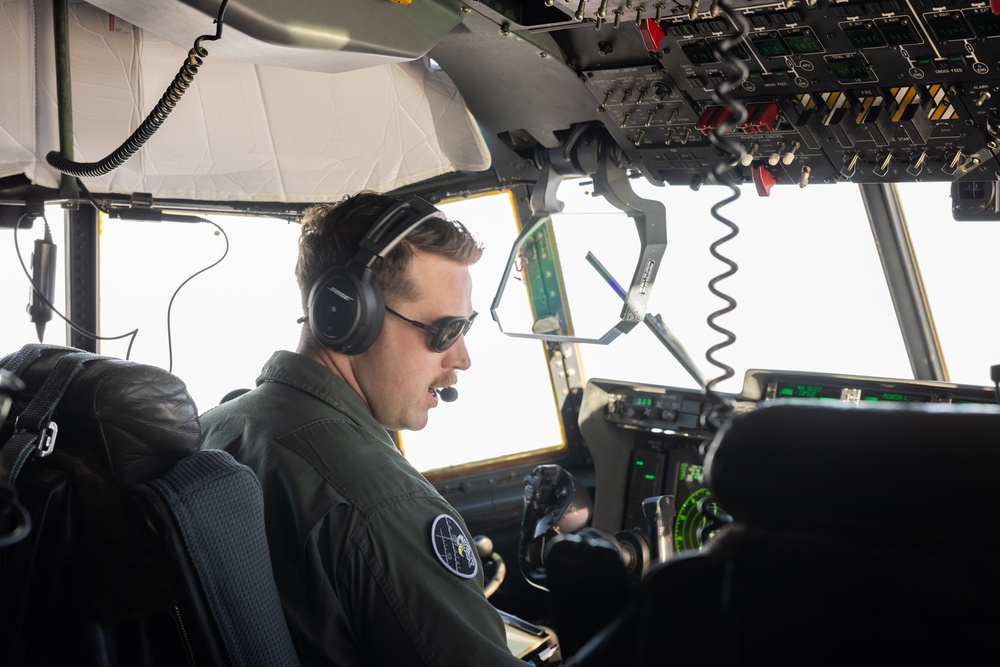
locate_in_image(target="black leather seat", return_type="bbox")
[567,399,1000,666]
[0,344,299,667]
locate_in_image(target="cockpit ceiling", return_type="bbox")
[1,0,490,202]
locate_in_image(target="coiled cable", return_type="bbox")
[46,0,230,178]
[703,0,749,397]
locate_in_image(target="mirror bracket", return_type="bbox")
[491,129,668,345]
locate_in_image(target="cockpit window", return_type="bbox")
[399,192,565,473]
[897,181,1000,386]
[547,178,913,394]
[97,213,302,412]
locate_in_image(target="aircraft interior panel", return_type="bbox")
[450,0,1000,217]
[580,368,998,572]
[6,0,1000,663]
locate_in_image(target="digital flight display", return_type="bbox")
[772,382,933,403]
[967,10,1000,38]
[683,43,717,65]
[673,462,725,553]
[877,19,922,46]
[751,34,791,57]
[775,383,843,400]
[862,392,912,402]
[927,14,972,42]
[782,30,824,54]
[750,371,998,410]
[722,40,752,61]
[829,57,873,81]
[843,26,887,49]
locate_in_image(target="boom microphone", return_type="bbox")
[438,387,458,402]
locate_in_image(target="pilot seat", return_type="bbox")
[0,343,299,666]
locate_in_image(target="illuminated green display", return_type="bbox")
[928,15,972,41]
[968,11,1000,38]
[627,396,653,407]
[780,384,824,398]
[678,462,704,484]
[728,42,751,60]
[751,35,790,57]
[783,31,823,54]
[878,20,921,46]
[862,392,910,402]
[830,58,872,81]
[844,26,886,49]
[683,43,717,65]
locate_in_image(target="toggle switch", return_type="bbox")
[799,165,811,188]
[840,152,859,180]
[781,141,801,165]
[906,148,927,177]
[768,141,787,166]
[873,151,893,177]
[941,148,964,175]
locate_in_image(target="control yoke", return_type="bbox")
[519,464,593,591]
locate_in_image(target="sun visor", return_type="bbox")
[0,0,39,184]
[0,0,490,202]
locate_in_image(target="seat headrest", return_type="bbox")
[1,345,201,485]
[704,399,1000,539]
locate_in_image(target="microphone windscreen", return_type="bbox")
[439,387,458,402]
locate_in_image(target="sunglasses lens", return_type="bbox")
[431,314,476,352]
[433,319,464,352]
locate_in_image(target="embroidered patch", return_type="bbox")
[431,514,478,579]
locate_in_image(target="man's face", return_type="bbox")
[354,249,474,431]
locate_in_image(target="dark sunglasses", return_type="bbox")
[384,306,478,352]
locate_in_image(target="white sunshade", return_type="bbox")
[0,0,491,203]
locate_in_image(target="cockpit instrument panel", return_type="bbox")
[580,370,997,557]
[742,368,998,404]
[460,0,1000,209]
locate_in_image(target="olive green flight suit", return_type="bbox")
[201,351,524,666]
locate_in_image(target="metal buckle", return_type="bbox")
[36,421,58,457]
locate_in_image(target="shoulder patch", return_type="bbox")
[430,514,478,579]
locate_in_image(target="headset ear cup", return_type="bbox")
[307,266,385,354]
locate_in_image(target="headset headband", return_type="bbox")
[353,196,445,271]
[306,195,445,354]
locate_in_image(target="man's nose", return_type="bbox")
[447,334,472,370]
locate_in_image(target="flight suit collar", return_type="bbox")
[255,350,388,442]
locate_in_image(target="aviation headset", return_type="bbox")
[306,195,444,355]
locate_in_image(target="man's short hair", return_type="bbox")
[295,191,483,313]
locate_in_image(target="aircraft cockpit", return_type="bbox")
[3,0,1000,664]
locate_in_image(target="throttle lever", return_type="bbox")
[642,494,676,564]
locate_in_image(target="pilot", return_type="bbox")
[199,192,524,666]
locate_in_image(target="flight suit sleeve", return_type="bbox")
[337,491,526,666]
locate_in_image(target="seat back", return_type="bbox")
[0,344,299,667]
[567,399,1000,666]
